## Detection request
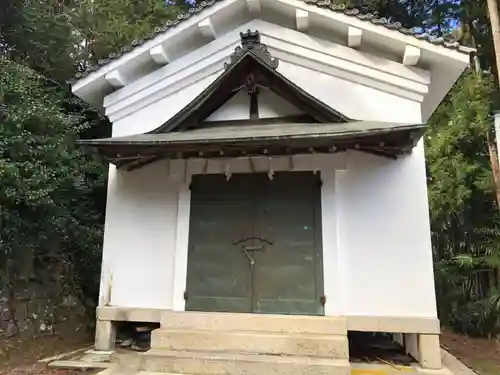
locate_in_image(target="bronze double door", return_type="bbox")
[185,171,324,316]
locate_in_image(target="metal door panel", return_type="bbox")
[253,172,324,315]
[185,174,252,312]
[185,172,324,315]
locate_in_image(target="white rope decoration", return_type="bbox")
[203,158,209,175]
[166,158,171,180]
[183,159,189,184]
[311,149,319,175]
[268,156,274,180]
[288,154,294,171]
[249,156,255,173]
[224,159,232,181]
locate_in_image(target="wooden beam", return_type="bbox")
[403,45,421,66]
[126,155,164,171]
[246,0,261,13]
[104,70,126,88]
[198,18,216,39]
[296,9,309,32]
[149,44,170,65]
[348,26,363,48]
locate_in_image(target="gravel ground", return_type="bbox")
[0,335,95,375]
[441,330,500,375]
[1,364,98,375]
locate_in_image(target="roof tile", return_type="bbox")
[73,0,473,81]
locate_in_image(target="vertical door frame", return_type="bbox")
[320,169,342,316]
[171,154,346,315]
[172,172,192,311]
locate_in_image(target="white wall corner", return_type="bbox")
[295,9,309,32]
[246,0,261,13]
[105,70,127,88]
[320,169,339,316]
[149,44,170,65]
[403,45,421,66]
[198,17,216,39]
[494,111,500,169]
[347,26,363,48]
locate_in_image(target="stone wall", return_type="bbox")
[0,249,93,338]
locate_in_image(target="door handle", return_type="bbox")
[242,245,264,252]
[233,237,274,246]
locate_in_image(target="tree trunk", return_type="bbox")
[486,0,500,212]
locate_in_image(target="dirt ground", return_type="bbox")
[0,334,94,375]
[441,330,500,375]
[1,330,500,375]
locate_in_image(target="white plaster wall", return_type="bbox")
[275,61,422,123]
[109,63,422,137]
[111,72,221,137]
[335,141,437,318]
[99,160,180,309]
[100,145,438,318]
[205,89,303,122]
[205,90,251,122]
[258,89,303,118]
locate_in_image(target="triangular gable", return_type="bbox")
[205,90,305,122]
[148,30,349,134]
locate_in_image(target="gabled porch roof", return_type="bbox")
[80,121,425,170]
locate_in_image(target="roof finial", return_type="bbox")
[224,29,279,70]
[240,29,261,48]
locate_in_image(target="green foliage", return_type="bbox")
[427,72,497,254]
[70,0,189,66]
[1,0,79,82]
[0,0,191,322]
[426,71,500,337]
[0,57,104,306]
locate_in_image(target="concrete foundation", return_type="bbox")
[95,320,116,352]
[93,308,445,373]
[96,307,441,333]
[419,334,442,369]
[400,332,442,370]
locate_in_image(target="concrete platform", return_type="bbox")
[142,349,351,375]
[160,311,347,335]
[151,328,349,358]
[441,350,478,375]
[95,364,458,375]
[58,349,477,375]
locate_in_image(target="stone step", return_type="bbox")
[150,329,349,358]
[160,311,347,335]
[141,350,351,375]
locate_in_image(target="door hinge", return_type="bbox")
[184,291,188,301]
[320,295,326,306]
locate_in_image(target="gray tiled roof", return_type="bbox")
[78,121,426,146]
[73,0,473,81]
